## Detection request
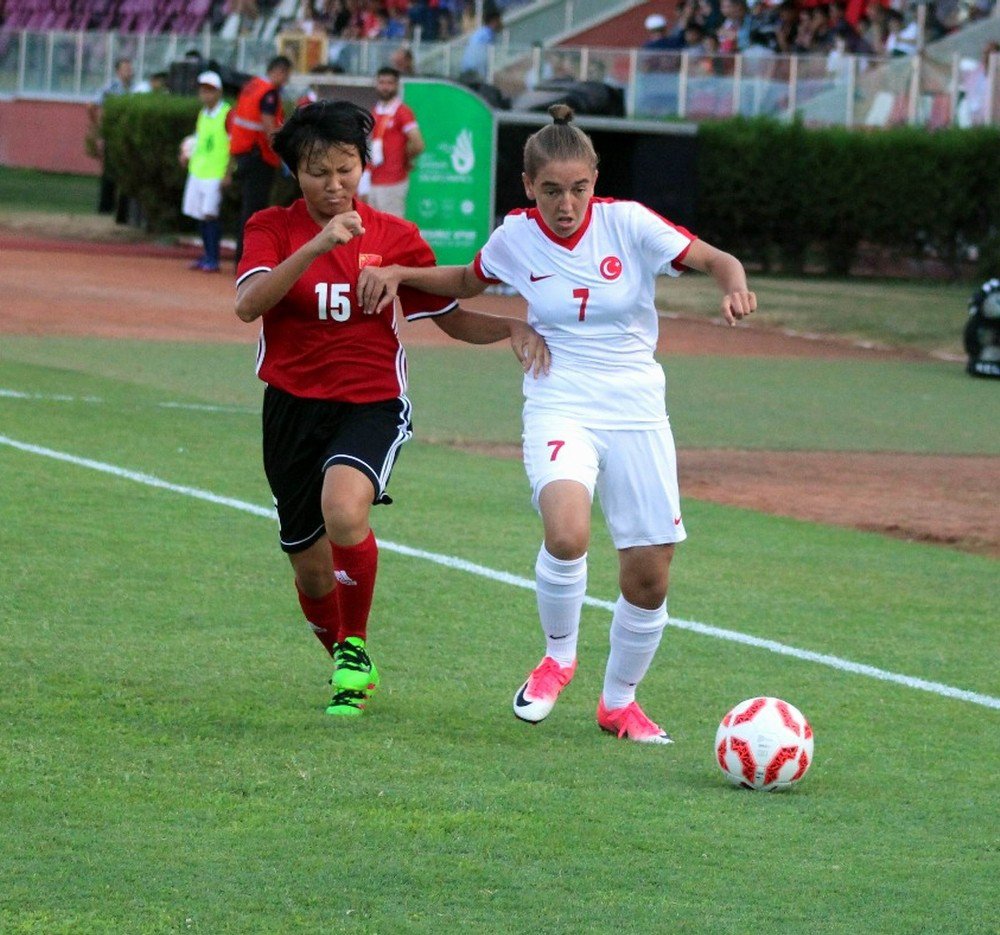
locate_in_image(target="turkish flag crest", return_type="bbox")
[359,253,383,269]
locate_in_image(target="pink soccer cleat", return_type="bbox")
[597,696,674,745]
[512,656,577,723]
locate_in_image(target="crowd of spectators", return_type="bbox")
[641,0,997,62]
[254,0,489,42]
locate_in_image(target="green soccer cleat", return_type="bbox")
[325,687,369,718]
[332,637,380,693]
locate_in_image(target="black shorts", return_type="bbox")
[262,386,413,553]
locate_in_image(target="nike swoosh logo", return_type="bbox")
[513,683,532,708]
[529,273,554,282]
[674,516,682,525]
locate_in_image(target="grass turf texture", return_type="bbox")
[658,274,975,358]
[1,340,996,933]
[3,338,997,455]
[0,167,100,216]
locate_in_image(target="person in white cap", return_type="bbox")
[179,71,233,272]
[642,12,671,48]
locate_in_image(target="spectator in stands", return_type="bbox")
[858,3,887,56]
[90,57,135,223]
[459,0,478,34]
[697,30,726,74]
[230,55,293,265]
[717,0,751,52]
[367,66,425,218]
[765,0,799,53]
[459,6,502,80]
[436,0,460,38]
[644,2,706,51]
[884,8,918,55]
[407,0,439,39]
[180,71,233,273]
[321,0,354,35]
[642,13,672,48]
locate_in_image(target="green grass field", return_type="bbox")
[0,167,100,216]
[1,328,996,934]
[657,273,975,358]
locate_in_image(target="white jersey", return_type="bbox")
[474,198,694,428]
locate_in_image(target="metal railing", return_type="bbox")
[0,27,996,128]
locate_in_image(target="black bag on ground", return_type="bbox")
[964,278,1000,379]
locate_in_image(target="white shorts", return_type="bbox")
[522,414,687,549]
[367,179,409,219]
[182,175,223,221]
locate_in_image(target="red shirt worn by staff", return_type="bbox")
[369,98,420,186]
[230,76,285,167]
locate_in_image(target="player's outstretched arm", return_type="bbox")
[682,240,757,326]
[432,308,550,377]
[358,263,487,315]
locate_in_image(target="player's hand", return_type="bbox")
[358,265,403,316]
[721,289,756,326]
[510,320,550,377]
[314,211,365,253]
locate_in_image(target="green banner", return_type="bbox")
[403,80,495,266]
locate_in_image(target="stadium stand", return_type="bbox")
[0,0,219,34]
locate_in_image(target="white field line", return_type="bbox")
[2,432,998,712]
[0,388,254,415]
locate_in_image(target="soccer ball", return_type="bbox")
[715,696,814,791]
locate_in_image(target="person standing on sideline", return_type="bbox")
[366,66,425,219]
[234,101,550,719]
[180,71,233,273]
[358,105,755,744]
[229,55,293,265]
[89,57,135,222]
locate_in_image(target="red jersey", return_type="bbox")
[369,98,419,186]
[237,198,456,402]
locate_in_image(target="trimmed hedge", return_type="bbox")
[102,93,201,232]
[100,93,297,234]
[102,97,1000,277]
[697,117,1000,277]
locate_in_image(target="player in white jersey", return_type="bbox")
[359,105,756,743]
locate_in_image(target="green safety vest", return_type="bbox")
[189,102,231,181]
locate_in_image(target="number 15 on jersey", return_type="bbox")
[315,283,352,322]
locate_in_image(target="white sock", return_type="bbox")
[602,595,667,709]
[535,544,587,666]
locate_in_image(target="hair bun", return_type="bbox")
[548,103,575,125]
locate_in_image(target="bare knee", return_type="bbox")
[544,524,589,560]
[619,544,674,609]
[322,494,370,545]
[321,466,374,545]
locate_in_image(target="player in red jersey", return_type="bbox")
[236,100,549,718]
[359,105,755,743]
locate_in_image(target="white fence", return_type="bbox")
[0,27,996,128]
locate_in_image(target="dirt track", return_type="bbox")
[2,235,996,557]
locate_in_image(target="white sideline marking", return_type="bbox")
[2,433,998,712]
[0,387,253,415]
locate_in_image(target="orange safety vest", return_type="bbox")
[230,76,284,167]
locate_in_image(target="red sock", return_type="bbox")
[331,529,378,643]
[296,583,341,657]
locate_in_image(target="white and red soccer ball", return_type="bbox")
[715,696,814,791]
